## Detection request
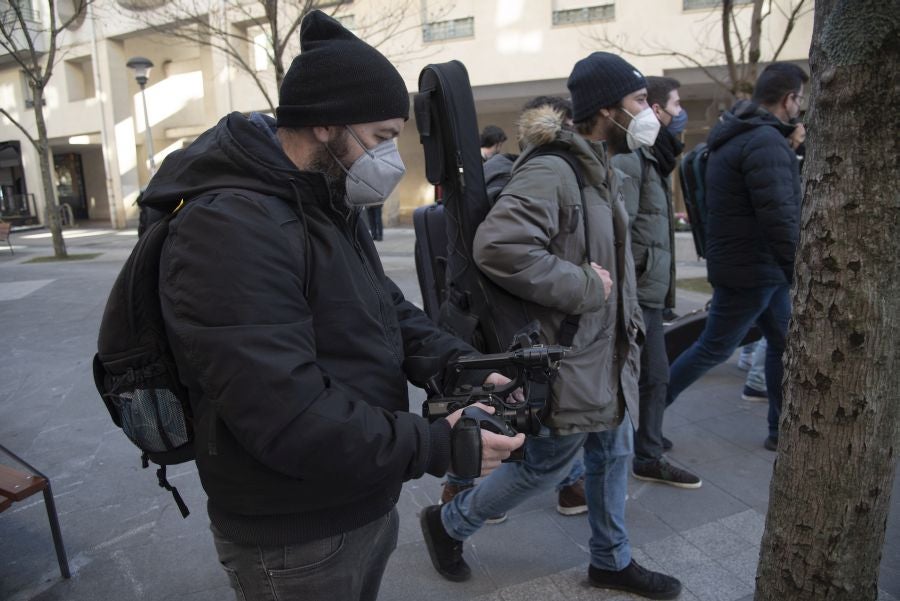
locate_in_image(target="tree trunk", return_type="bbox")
[755,1,899,600]
[32,86,67,258]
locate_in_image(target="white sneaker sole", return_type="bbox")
[741,393,768,402]
[557,505,588,516]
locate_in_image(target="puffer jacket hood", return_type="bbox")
[141,112,329,212]
[518,105,568,150]
[708,100,796,151]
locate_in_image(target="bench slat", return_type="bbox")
[0,464,47,501]
[0,495,11,512]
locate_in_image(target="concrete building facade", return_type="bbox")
[0,0,813,227]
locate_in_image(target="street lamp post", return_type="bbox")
[126,56,157,176]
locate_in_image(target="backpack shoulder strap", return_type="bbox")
[519,145,590,348]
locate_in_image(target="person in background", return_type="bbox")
[480,125,507,161]
[612,75,701,489]
[666,62,808,452]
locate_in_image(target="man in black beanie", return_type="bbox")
[138,10,522,601]
[420,51,681,599]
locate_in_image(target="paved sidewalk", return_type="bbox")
[1,227,897,601]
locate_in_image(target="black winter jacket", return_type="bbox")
[705,101,801,288]
[141,112,475,546]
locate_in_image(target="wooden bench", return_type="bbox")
[0,221,12,255]
[0,445,70,578]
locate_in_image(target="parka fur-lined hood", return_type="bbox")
[517,105,568,149]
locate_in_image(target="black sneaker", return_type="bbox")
[662,436,674,452]
[741,385,768,402]
[419,505,471,582]
[764,436,778,451]
[633,459,702,489]
[589,560,682,599]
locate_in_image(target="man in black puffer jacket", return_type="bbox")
[666,62,808,452]
[140,11,522,601]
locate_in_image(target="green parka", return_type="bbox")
[611,147,676,309]
[473,106,644,434]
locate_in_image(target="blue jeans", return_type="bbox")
[668,284,791,439]
[212,508,398,601]
[745,337,768,392]
[442,421,633,571]
[445,458,585,491]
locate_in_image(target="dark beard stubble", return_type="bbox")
[310,129,351,204]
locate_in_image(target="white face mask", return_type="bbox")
[329,126,406,208]
[615,107,662,150]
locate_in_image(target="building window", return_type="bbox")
[422,16,474,42]
[552,3,614,25]
[683,0,753,9]
[248,26,271,72]
[64,57,95,101]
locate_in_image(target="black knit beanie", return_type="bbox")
[567,52,647,123]
[276,10,409,127]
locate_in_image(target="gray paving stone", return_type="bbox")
[694,453,776,513]
[679,561,755,601]
[681,521,757,559]
[641,534,709,575]
[879,588,899,601]
[695,408,773,453]
[713,546,761,587]
[630,478,750,533]
[663,421,749,470]
[719,509,767,547]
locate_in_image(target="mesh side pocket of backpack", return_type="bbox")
[117,385,190,453]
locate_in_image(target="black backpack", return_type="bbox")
[678,142,710,259]
[93,202,193,517]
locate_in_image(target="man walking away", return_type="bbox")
[666,62,808,451]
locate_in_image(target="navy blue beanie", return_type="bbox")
[567,52,647,123]
[276,11,409,127]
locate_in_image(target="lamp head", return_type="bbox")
[126,56,154,87]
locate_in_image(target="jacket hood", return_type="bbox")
[140,112,329,210]
[707,100,796,151]
[517,105,567,149]
[484,152,516,183]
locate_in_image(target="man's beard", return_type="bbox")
[310,130,351,203]
[605,109,632,155]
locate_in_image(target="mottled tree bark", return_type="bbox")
[32,86,66,258]
[755,1,899,600]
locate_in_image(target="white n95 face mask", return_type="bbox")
[621,107,662,150]
[341,127,406,208]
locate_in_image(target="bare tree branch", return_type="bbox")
[590,0,807,101]
[587,31,736,96]
[722,0,739,94]
[0,107,39,151]
[748,0,764,70]
[771,0,809,61]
